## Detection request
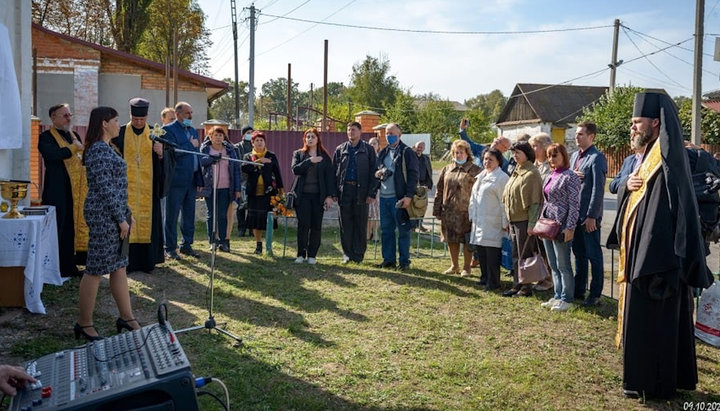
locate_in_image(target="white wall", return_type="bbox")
[0,1,31,186]
[401,133,431,154]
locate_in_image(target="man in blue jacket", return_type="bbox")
[375,123,419,270]
[609,133,645,195]
[570,121,607,306]
[162,102,202,259]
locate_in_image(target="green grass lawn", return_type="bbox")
[1,223,719,410]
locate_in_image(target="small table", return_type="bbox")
[0,206,65,314]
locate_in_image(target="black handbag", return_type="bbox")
[285,177,299,210]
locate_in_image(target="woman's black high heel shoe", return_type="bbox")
[74,323,103,341]
[116,318,140,333]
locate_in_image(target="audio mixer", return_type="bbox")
[10,322,198,411]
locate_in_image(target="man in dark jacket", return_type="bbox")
[333,121,379,263]
[413,141,432,232]
[375,123,419,270]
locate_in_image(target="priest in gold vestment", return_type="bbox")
[111,98,165,273]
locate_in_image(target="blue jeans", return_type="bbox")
[542,238,574,303]
[572,223,604,299]
[379,196,411,266]
[165,184,196,251]
[205,188,230,243]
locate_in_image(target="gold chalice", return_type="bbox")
[0,180,29,219]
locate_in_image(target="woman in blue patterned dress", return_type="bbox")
[74,106,140,341]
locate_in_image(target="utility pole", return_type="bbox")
[692,0,704,145]
[323,40,328,131]
[173,28,178,105]
[287,63,292,130]
[247,4,257,127]
[609,19,621,96]
[231,0,240,128]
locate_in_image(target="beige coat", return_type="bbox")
[502,161,543,223]
[433,161,482,243]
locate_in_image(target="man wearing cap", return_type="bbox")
[235,125,254,236]
[162,101,202,259]
[607,92,713,399]
[38,103,88,277]
[569,121,607,307]
[111,98,165,272]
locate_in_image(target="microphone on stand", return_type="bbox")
[149,134,179,148]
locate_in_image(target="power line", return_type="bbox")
[624,28,719,77]
[259,14,613,35]
[256,0,357,57]
[621,26,686,89]
[622,24,715,58]
[618,66,692,93]
[259,0,313,25]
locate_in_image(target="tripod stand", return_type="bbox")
[156,132,253,346]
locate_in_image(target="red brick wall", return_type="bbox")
[32,28,100,60]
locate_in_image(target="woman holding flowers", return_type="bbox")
[242,131,284,254]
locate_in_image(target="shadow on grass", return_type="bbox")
[182,333,433,411]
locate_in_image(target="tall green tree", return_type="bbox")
[415,97,463,157]
[382,90,418,133]
[465,89,507,122]
[577,86,644,149]
[105,0,153,53]
[260,77,302,116]
[209,79,248,126]
[137,0,211,73]
[346,55,400,114]
[678,99,720,144]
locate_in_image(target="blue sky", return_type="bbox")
[197,0,720,103]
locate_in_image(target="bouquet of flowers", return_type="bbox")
[270,193,294,217]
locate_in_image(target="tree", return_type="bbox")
[346,55,400,114]
[260,77,302,116]
[678,99,720,144]
[209,79,249,126]
[465,89,507,122]
[577,86,644,149]
[136,0,211,73]
[415,97,463,157]
[382,90,418,134]
[105,0,153,53]
[32,0,113,45]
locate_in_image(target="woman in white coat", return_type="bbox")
[468,148,509,290]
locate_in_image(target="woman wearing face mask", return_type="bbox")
[291,128,335,264]
[234,126,254,237]
[199,127,242,252]
[432,140,481,277]
[242,130,284,254]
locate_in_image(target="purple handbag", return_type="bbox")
[533,218,561,240]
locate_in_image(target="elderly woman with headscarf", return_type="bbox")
[433,139,481,277]
[501,142,544,297]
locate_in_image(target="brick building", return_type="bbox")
[32,23,228,127]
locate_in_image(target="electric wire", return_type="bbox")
[213,378,231,409]
[622,24,715,58]
[623,27,719,78]
[256,0,357,57]
[259,14,613,35]
[621,26,687,89]
[259,0,313,25]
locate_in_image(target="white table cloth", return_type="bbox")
[0,206,65,314]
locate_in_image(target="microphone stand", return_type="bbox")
[151,128,255,346]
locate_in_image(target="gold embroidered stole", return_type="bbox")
[615,140,662,348]
[49,127,88,251]
[123,124,153,243]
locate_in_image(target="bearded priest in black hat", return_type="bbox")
[110,97,165,273]
[607,92,713,399]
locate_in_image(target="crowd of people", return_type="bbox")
[34,91,716,401]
